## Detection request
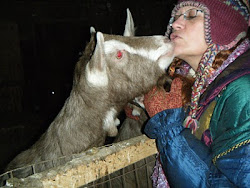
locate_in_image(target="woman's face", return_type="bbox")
[170,6,208,70]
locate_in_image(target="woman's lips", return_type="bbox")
[170,33,181,41]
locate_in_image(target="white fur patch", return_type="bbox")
[158,56,175,70]
[132,108,141,116]
[104,39,173,64]
[114,118,120,126]
[85,63,108,87]
[133,96,145,109]
[103,107,119,131]
[188,68,196,77]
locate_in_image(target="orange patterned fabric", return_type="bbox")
[144,77,183,117]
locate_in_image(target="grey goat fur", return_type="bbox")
[5,9,174,179]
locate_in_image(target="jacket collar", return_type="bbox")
[196,49,250,119]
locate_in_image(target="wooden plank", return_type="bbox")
[6,135,157,187]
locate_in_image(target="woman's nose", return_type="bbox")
[172,17,185,31]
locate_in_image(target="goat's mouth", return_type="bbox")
[164,37,171,43]
[157,49,175,70]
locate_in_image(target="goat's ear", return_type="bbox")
[91,32,105,71]
[90,26,96,34]
[86,32,108,87]
[123,8,135,36]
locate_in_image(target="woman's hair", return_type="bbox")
[212,37,246,69]
[212,44,237,69]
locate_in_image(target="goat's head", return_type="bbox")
[76,9,174,102]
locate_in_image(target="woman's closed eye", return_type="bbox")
[170,8,204,26]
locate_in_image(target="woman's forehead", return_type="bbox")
[176,6,198,14]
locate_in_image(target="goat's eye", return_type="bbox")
[116,50,123,59]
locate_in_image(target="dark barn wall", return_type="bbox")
[0,0,176,173]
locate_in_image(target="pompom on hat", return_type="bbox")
[166,0,250,50]
[165,0,250,133]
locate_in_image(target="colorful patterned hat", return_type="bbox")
[166,0,250,50]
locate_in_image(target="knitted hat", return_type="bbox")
[165,0,250,133]
[166,0,250,50]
